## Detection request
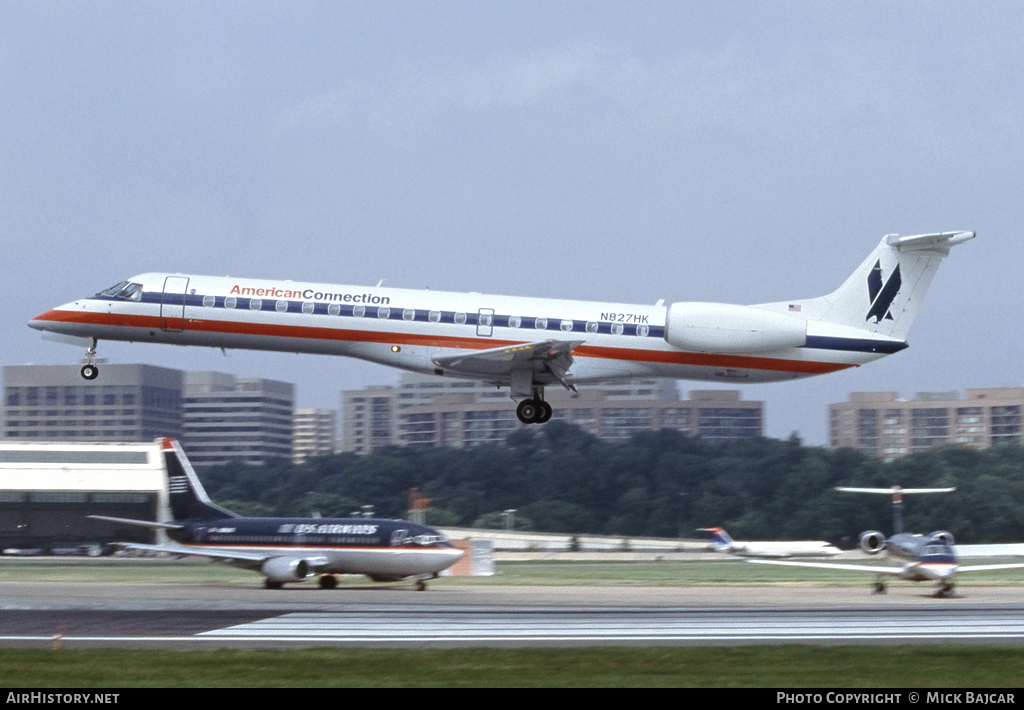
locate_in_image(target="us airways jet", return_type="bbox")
[90,439,464,590]
[30,231,974,424]
[749,486,1024,597]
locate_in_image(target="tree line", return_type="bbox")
[196,422,1024,547]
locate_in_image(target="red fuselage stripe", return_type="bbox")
[33,309,853,375]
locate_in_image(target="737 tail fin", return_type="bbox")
[159,438,238,521]
[761,232,974,340]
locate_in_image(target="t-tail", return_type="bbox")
[758,231,975,341]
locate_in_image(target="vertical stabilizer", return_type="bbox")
[159,438,239,520]
[766,232,974,340]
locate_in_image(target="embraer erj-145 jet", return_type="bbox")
[750,486,1024,597]
[31,231,974,424]
[90,439,464,590]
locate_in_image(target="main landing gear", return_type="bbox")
[516,398,553,424]
[80,338,99,380]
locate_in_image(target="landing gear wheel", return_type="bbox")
[81,364,99,380]
[873,581,887,594]
[264,579,284,590]
[415,580,427,591]
[536,400,553,423]
[319,575,337,590]
[516,400,539,424]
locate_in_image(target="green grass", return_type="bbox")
[2,559,1024,686]
[3,557,1024,587]
[0,646,1022,687]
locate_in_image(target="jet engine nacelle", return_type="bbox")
[928,531,955,546]
[260,556,330,583]
[859,530,887,554]
[664,302,807,353]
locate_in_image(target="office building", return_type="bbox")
[2,363,182,443]
[181,372,294,466]
[341,374,763,453]
[829,388,1024,458]
[292,408,337,464]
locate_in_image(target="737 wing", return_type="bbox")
[432,339,583,398]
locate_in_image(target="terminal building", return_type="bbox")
[0,439,171,552]
[341,374,763,453]
[829,388,1024,458]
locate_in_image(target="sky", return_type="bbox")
[2,1,1022,445]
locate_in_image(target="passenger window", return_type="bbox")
[302,302,315,314]
[479,313,492,327]
[560,319,573,332]
[328,303,341,316]
[403,308,416,321]
[611,323,624,336]
[535,317,548,330]
[276,300,288,313]
[454,312,467,325]
[224,297,236,309]
[353,305,365,317]
[428,311,441,323]
[636,324,650,337]
[202,295,215,308]
[586,321,598,333]
[377,306,390,319]
[508,315,521,328]
[249,298,262,311]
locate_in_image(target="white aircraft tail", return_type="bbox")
[760,232,975,340]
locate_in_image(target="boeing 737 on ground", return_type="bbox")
[749,486,1024,597]
[90,439,464,590]
[31,231,974,423]
[699,527,841,558]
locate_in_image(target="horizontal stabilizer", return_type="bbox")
[88,515,184,530]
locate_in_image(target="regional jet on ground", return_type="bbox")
[749,486,1024,597]
[698,527,841,558]
[31,231,974,423]
[90,439,464,590]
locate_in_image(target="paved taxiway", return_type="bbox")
[2,582,1024,647]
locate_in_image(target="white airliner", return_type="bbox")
[698,527,841,559]
[749,487,1024,597]
[30,231,974,423]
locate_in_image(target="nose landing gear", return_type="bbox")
[80,338,99,380]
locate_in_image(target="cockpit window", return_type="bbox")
[97,281,143,301]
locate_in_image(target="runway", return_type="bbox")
[2,582,1023,647]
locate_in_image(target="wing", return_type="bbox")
[113,541,269,568]
[432,339,583,393]
[958,563,1024,573]
[747,559,905,575]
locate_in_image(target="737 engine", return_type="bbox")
[261,556,330,584]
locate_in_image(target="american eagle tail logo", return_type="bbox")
[866,260,901,323]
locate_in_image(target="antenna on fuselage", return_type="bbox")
[836,486,956,535]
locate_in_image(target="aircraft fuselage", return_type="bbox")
[30,272,901,387]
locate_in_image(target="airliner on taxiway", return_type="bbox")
[30,231,974,423]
